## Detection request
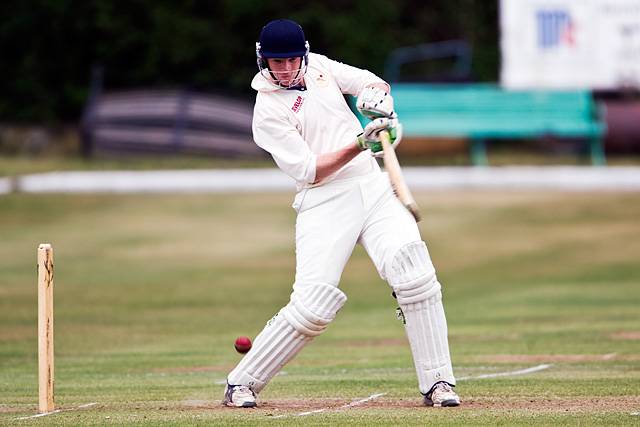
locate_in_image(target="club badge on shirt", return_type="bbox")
[316,73,329,87]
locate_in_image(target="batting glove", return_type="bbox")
[357,117,403,158]
[357,86,395,119]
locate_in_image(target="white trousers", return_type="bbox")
[293,171,420,286]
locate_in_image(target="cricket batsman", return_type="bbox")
[223,18,460,408]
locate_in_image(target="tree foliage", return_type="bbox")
[0,0,498,122]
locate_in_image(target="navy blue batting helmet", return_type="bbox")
[257,19,309,59]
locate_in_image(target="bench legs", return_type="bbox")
[470,138,488,166]
[470,137,606,166]
[589,137,606,166]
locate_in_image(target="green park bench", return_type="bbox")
[353,83,607,165]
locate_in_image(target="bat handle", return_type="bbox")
[379,129,394,146]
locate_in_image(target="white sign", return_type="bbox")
[500,0,640,89]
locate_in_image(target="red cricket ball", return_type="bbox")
[234,336,252,354]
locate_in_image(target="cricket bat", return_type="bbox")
[379,130,421,222]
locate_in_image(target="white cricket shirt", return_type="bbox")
[251,53,387,192]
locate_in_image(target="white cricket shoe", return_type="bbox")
[423,382,460,407]
[223,383,257,408]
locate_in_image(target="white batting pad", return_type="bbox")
[227,283,346,394]
[389,241,455,394]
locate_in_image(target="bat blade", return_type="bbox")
[379,130,421,222]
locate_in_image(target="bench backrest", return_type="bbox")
[353,83,604,139]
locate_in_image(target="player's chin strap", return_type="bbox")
[263,66,307,89]
[226,282,346,394]
[388,241,456,394]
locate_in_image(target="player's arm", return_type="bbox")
[253,113,317,185]
[317,54,390,97]
[313,118,402,184]
[313,142,362,184]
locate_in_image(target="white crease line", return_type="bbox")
[14,409,63,419]
[457,364,552,381]
[267,364,551,419]
[271,392,386,419]
[14,402,97,420]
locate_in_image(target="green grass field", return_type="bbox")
[1,190,639,425]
